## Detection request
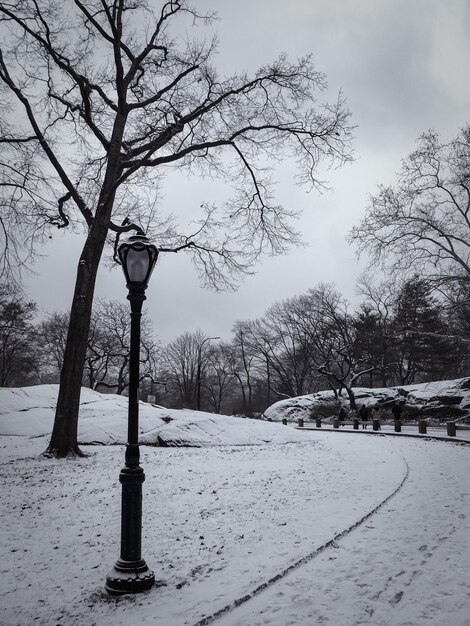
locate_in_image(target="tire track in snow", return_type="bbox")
[193,456,410,626]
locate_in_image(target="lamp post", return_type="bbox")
[196,336,220,411]
[105,233,158,595]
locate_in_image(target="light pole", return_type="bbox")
[196,336,220,411]
[105,233,158,595]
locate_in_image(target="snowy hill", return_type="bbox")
[0,384,315,446]
[264,377,470,423]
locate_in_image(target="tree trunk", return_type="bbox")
[44,109,127,457]
[235,373,247,413]
[45,223,108,457]
[345,385,356,411]
[117,359,127,395]
[247,376,252,415]
[265,357,271,409]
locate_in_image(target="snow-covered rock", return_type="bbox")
[0,384,317,446]
[264,378,470,423]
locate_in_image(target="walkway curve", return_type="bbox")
[193,455,410,626]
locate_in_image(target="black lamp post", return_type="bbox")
[105,233,158,595]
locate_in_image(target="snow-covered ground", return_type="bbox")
[0,385,312,446]
[0,386,469,625]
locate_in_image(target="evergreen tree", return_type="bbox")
[392,278,455,384]
[0,287,38,386]
[354,306,390,387]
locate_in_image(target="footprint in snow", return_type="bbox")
[389,591,404,605]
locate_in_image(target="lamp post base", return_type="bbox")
[105,558,155,595]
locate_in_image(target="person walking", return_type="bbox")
[372,403,381,430]
[359,403,369,429]
[391,400,403,432]
[391,400,402,421]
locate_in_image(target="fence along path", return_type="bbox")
[288,416,470,441]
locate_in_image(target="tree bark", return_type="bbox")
[44,104,127,457]
[45,222,109,456]
[265,357,271,409]
[345,386,356,411]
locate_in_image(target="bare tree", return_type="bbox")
[230,285,377,409]
[232,318,274,409]
[162,329,204,409]
[36,312,69,383]
[37,302,159,390]
[350,127,470,289]
[0,0,353,455]
[204,342,235,414]
[305,285,377,409]
[86,299,159,394]
[231,322,257,414]
[262,299,319,398]
[264,284,378,409]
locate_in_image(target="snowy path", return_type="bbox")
[214,435,470,626]
[0,433,468,625]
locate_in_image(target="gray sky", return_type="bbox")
[25,0,470,342]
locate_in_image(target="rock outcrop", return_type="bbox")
[264,378,470,424]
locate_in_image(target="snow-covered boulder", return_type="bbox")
[264,387,399,422]
[264,378,470,423]
[0,384,318,446]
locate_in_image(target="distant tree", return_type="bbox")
[36,312,69,383]
[391,277,457,384]
[300,284,377,410]
[85,300,160,395]
[0,0,353,456]
[204,343,235,414]
[356,276,397,387]
[162,330,211,409]
[353,306,385,387]
[37,302,160,393]
[244,284,377,408]
[230,322,259,415]
[232,318,275,409]
[350,127,470,290]
[261,300,318,398]
[443,282,470,376]
[0,286,38,386]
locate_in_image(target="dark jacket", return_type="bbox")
[359,405,368,420]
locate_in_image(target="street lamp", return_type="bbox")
[105,233,158,595]
[196,336,220,411]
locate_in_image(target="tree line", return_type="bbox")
[3,274,469,414]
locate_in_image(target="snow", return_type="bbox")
[0,386,469,625]
[0,385,314,446]
[264,377,470,422]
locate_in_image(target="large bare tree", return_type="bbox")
[350,126,470,288]
[0,0,353,456]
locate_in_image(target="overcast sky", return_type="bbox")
[24,0,470,343]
